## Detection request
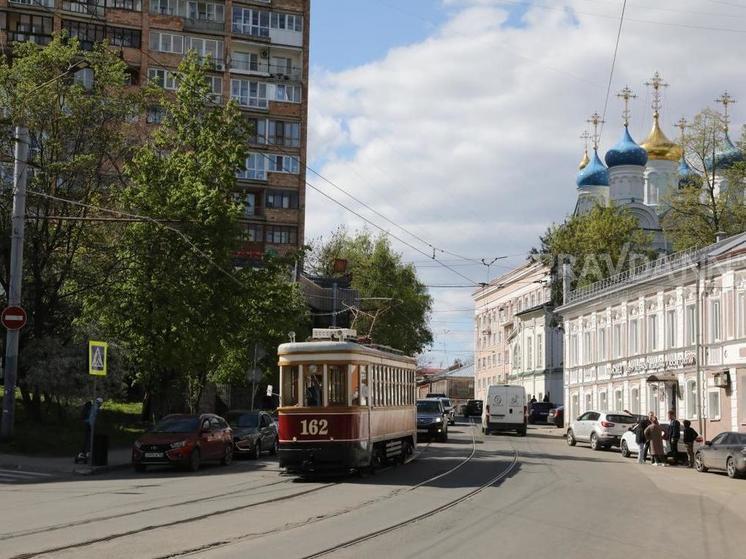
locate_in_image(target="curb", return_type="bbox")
[73,462,132,476]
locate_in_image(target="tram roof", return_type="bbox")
[278,340,416,365]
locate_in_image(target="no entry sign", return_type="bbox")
[1,306,27,330]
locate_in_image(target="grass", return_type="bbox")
[0,390,146,456]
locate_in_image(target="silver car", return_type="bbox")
[695,431,746,479]
[567,411,637,450]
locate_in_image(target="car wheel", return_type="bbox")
[270,437,279,456]
[694,452,708,473]
[134,463,146,473]
[590,432,600,451]
[567,429,576,446]
[727,457,742,479]
[188,449,201,472]
[621,440,631,458]
[221,444,233,466]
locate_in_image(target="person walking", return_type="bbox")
[666,410,681,465]
[682,420,699,468]
[644,417,666,466]
[635,413,652,464]
[77,397,103,463]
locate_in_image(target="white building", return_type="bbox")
[473,261,562,404]
[557,232,746,440]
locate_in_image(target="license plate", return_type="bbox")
[144,452,164,458]
[417,428,428,433]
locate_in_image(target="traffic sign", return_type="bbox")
[88,340,108,376]
[1,306,27,330]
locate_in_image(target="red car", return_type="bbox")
[132,414,233,472]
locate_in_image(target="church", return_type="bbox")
[574,72,743,252]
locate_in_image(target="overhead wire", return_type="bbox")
[600,0,627,138]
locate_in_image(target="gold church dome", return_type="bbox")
[578,148,590,170]
[641,114,683,162]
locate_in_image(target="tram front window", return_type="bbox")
[304,365,323,407]
[328,365,347,406]
[281,366,299,406]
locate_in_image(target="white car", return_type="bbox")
[567,411,638,450]
[619,420,702,462]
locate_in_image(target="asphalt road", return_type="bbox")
[2,421,746,559]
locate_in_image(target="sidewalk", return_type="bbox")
[0,447,132,477]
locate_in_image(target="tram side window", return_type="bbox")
[351,365,360,406]
[304,365,323,407]
[360,365,368,406]
[371,366,378,407]
[328,365,346,405]
[281,365,299,406]
[396,368,401,406]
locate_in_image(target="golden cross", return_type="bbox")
[644,71,668,116]
[580,130,591,151]
[617,86,636,126]
[586,112,604,150]
[715,91,736,133]
[675,117,688,143]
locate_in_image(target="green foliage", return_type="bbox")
[534,205,655,304]
[309,228,433,355]
[0,35,141,412]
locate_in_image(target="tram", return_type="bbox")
[277,328,417,474]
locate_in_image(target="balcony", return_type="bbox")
[231,23,270,41]
[184,17,225,33]
[10,0,55,7]
[7,31,52,45]
[230,58,269,74]
[62,1,105,17]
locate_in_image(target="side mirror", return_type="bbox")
[704,440,712,446]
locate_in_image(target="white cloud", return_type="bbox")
[307,0,746,361]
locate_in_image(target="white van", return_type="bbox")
[482,385,527,436]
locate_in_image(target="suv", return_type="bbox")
[527,402,555,424]
[417,399,448,442]
[425,393,455,425]
[566,411,637,450]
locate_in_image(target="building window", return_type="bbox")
[248,118,268,144]
[230,79,267,108]
[231,7,270,37]
[268,120,301,147]
[571,394,579,419]
[187,36,224,68]
[148,68,179,90]
[599,391,607,412]
[146,106,166,124]
[584,393,592,413]
[270,11,303,32]
[526,337,533,370]
[629,320,640,355]
[614,389,623,412]
[536,334,543,369]
[738,292,746,338]
[648,315,658,351]
[583,331,592,365]
[267,154,300,174]
[205,75,223,101]
[648,384,658,415]
[266,190,298,209]
[686,305,696,345]
[149,31,183,53]
[233,192,256,217]
[265,225,297,245]
[570,334,578,367]
[275,83,302,103]
[666,309,676,349]
[613,323,622,358]
[237,153,266,180]
[598,328,607,361]
[708,389,721,419]
[240,223,262,242]
[74,67,94,90]
[686,379,697,419]
[710,300,721,342]
[630,387,640,414]
[187,1,225,22]
[513,343,521,370]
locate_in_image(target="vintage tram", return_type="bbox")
[277,329,417,474]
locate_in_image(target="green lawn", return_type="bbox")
[0,390,146,456]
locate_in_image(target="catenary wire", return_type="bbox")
[599,0,627,139]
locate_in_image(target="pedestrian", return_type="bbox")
[644,417,666,466]
[77,397,102,463]
[666,410,681,465]
[530,395,537,403]
[635,413,652,464]
[682,420,699,468]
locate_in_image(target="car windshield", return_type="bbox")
[227,413,259,428]
[152,417,199,433]
[441,399,451,407]
[607,414,637,424]
[530,403,553,411]
[417,401,441,413]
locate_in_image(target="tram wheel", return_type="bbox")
[399,439,413,464]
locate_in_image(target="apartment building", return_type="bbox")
[0,0,309,265]
[473,261,560,402]
[558,232,746,440]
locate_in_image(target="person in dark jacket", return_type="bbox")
[667,410,681,464]
[682,420,699,468]
[635,412,653,464]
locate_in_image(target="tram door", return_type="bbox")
[351,364,371,440]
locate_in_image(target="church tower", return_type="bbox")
[575,114,609,215]
[708,91,744,200]
[605,86,648,205]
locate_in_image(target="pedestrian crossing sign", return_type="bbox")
[89,341,108,376]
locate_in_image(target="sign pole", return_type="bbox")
[1,126,29,441]
[87,340,108,466]
[89,376,96,467]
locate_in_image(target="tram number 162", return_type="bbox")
[300,419,329,436]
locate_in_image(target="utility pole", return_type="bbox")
[1,126,29,441]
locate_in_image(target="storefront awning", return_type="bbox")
[646,372,678,383]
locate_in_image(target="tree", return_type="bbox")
[0,36,141,417]
[662,110,746,251]
[534,205,654,304]
[309,228,433,355]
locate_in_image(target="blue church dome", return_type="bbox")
[678,156,699,188]
[706,133,744,172]
[576,149,609,188]
[604,126,648,168]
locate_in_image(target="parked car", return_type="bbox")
[439,398,456,425]
[226,410,278,458]
[417,399,448,442]
[132,414,233,472]
[547,406,564,428]
[464,399,483,418]
[566,411,637,450]
[695,431,746,479]
[527,402,555,424]
[483,384,527,436]
[619,420,702,462]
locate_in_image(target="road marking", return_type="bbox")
[0,469,52,478]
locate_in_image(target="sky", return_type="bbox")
[305,0,746,367]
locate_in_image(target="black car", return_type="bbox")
[464,399,483,418]
[226,410,278,458]
[527,402,555,424]
[547,406,564,428]
[416,399,448,442]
